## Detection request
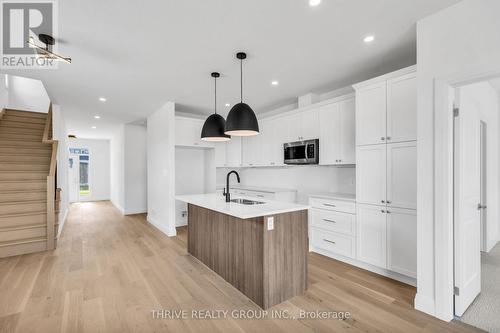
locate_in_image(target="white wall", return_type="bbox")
[147,102,176,236]
[67,138,111,202]
[123,124,148,214]
[416,0,500,320]
[5,75,50,113]
[460,82,499,252]
[216,166,355,204]
[52,104,70,236]
[0,74,8,108]
[110,126,125,211]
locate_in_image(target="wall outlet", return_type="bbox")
[267,217,274,231]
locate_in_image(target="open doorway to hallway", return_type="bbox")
[454,79,500,332]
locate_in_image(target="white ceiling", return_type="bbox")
[3,0,460,139]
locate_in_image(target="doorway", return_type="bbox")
[453,81,500,332]
[69,147,91,202]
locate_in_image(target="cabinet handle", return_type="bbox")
[339,159,342,162]
[323,203,336,208]
[323,219,336,223]
[381,209,386,213]
[381,200,386,203]
[386,136,391,140]
[386,210,391,214]
[257,195,264,198]
[323,239,336,245]
[386,200,391,204]
[381,137,386,141]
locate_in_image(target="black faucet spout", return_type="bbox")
[225,170,241,202]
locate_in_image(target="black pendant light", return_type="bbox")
[225,52,259,136]
[201,72,231,142]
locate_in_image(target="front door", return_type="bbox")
[454,100,481,316]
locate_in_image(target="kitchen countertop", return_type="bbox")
[215,184,297,193]
[308,192,356,202]
[176,193,309,219]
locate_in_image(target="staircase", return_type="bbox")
[0,107,60,258]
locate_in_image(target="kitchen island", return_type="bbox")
[175,193,309,309]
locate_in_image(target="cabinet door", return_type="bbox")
[286,113,302,142]
[175,117,213,148]
[242,134,262,166]
[387,207,417,277]
[356,144,387,206]
[260,119,272,166]
[355,82,387,145]
[263,118,284,166]
[387,73,417,143]
[301,108,320,141]
[319,103,340,165]
[357,204,387,268]
[338,98,355,164]
[214,142,226,167]
[387,141,417,209]
[226,137,242,167]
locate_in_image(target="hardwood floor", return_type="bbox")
[0,201,483,333]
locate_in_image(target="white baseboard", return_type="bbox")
[147,215,177,237]
[124,208,147,215]
[414,293,436,317]
[311,246,417,287]
[110,200,125,215]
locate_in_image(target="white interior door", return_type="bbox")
[454,102,481,317]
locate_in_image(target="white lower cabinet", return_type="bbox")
[311,228,356,259]
[356,204,387,268]
[387,207,417,278]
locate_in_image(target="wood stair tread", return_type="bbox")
[0,236,47,247]
[0,200,46,205]
[0,210,46,218]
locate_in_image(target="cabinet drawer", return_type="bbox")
[311,228,355,259]
[245,191,274,200]
[311,209,355,236]
[310,198,356,214]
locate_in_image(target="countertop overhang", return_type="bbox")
[176,193,309,219]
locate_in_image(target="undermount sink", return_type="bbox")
[230,198,265,205]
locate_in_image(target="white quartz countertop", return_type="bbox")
[308,192,356,202]
[176,193,309,219]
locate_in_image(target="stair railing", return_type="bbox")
[42,103,58,250]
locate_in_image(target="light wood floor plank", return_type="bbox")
[0,201,484,333]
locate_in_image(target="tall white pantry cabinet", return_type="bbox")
[353,65,417,280]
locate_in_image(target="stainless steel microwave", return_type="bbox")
[284,139,319,165]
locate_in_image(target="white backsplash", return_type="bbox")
[216,165,355,204]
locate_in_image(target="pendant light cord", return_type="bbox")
[214,75,217,114]
[240,57,243,103]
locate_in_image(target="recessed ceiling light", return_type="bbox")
[363,35,375,43]
[91,126,97,129]
[94,115,101,119]
[309,0,321,7]
[271,80,279,86]
[99,97,107,102]
[225,103,231,107]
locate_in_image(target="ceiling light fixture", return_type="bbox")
[363,35,375,43]
[309,0,321,7]
[225,52,259,136]
[94,115,101,119]
[99,97,107,102]
[201,72,231,142]
[26,34,72,64]
[271,80,279,86]
[225,103,231,107]
[91,126,97,129]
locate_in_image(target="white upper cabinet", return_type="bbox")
[356,204,387,269]
[226,137,242,167]
[387,141,417,209]
[175,117,213,148]
[261,118,284,166]
[285,108,320,142]
[386,207,417,278]
[386,73,417,143]
[356,144,387,206]
[214,142,227,167]
[354,66,417,146]
[338,98,356,164]
[318,97,355,165]
[355,82,387,146]
[242,133,262,167]
[319,103,340,165]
